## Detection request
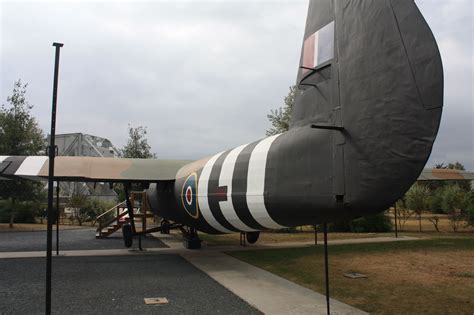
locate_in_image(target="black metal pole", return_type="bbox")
[56,182,60,255]
[323,222,330,315]
[124,184,136,234]
[46,42,63,315]
[314,224,318,245]
[394,204,398,238]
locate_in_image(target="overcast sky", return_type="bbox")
[1,0,473,170]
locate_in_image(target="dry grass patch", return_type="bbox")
[201,231,384,246]
[229,238,474,314]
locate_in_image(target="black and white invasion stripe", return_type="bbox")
[197,134,286,233]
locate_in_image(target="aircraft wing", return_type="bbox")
[417,168,474,181]
[0,156,192,182]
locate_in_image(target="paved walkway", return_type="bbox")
[0,233,421,314]
[160,233,368,315]
[1,255,260,314]
[0,227,165,252]
[182,251,365,315]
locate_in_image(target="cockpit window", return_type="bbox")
[302,21,334,73]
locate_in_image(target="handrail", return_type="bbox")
[98,209,130,232]
[96,200,127,221]
[96,191,150,238]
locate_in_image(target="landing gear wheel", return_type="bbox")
[160,219,170,234]
[182,227,201,249]
[122,224,133,248]
[246,231,260,244]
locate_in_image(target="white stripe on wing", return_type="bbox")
[14,156,48,176]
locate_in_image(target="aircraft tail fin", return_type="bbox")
[289,0,443,129]
[288,0,443,212]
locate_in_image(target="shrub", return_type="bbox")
[466,200,474,227]
[395,198,415,231]
[0,199,42,223]
[82,199,115,226]
[329,212,392,233]
[351,213,393,232]
[405,183,430,232]
[274,227,299,233]
[429,188,445,214]
[441,185,471,231]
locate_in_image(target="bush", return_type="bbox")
[351,213,393,232]
[0,199,42,223]
[441,185,464,214]
[429,188,445,214]
[274,227,299,233]
[329,212,392,233]
[440,185,471,231]
[466,199,474,227]
[328,219,352,232]
[81,199,115,226]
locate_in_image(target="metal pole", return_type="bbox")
[314,224,318,245]
[124,184,136,233]
[394,204,398,238]
[46,42,63,315]
[323,222,330,315]
[56,183,60,255]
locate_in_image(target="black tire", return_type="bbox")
[160,219,170,234]
[122,224,133,248]
[246,231,260,244]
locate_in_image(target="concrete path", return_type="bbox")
[159,233,369,315]
[182,251,366,315]
[1,255,260,314]
[0,227,165,252]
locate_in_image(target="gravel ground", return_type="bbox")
[0,228,165,252]
[0,255,260,314]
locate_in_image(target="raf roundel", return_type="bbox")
[181,173,199,218]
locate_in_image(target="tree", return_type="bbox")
[405,183,430,232]
[120,125,156,159]
[266,85,296,136]
[423,162,470,191]
[446,162,465,171]
[395,198,415,231]
[115,125,157,200]
[0,80,45,228]
[441,185,469,231]
[465,192,474,228]
[67,191,88,226]
[429,188,445,214]
[81,199,115,226]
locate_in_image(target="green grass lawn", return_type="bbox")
[228,238,474,314]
